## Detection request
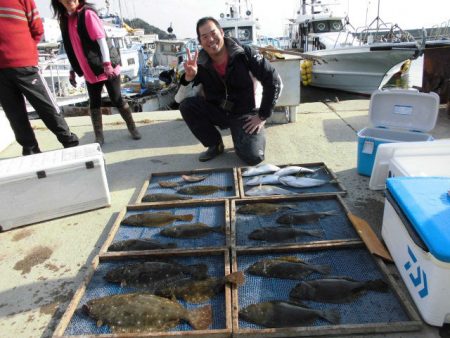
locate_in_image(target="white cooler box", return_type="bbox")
[389,154,450,178]
[382,176,450,326]
[0,143,111,231]
[357,89,439,176]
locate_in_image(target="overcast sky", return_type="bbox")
[37,0,450,39]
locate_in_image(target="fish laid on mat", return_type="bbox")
[83,293,212,332]
[159,222,225,238]
[107,239,177,252]
[158,181,180,188]
[241,163,280,177]
[279,176,333,188]
[276,210,339,224]
[274,166,317,177]
[245,174,281,186]
[239,301,340,328]
[289,277,389,303]
[121,211,193,227]
[246,256,331,280]
[181,174,209,182]
[142,193,192,202]
[177,185,233,195]
[246,185,298,196]
[237,203,298,216]
[248,226,323,242]
[104,261,208,288]
[155,271,245,303]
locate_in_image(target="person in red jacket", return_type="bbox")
[0,0,79,155]
[51,0,141,145]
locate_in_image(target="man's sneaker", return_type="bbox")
[198,142,224,162]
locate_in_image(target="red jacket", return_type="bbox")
[0,0,43,68]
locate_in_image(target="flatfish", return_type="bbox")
[276,210,339,224]
[83,293,212,332]
[239,301,340,328]
[237,203,298,216]
[246,185,298,196]
[141,193,192,202]
[177,185,233,195]
[107,239,177,252]
[242,163,280,177]
[279,176,332,188]
[121,211,193,227]
[246,256,331,280]
[104,261,208,288]
[289,277,389,303]
[155,271,245,303]
[159,222,225,238]
[245,174,280,186]
[274,166,317,177]
[248,226,323,242]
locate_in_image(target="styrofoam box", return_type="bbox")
[389,154,450,178]
[382,177,450,326]
[357,89,439,176]
[0,144,110,231]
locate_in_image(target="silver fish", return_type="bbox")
[289,277,389,303]
[274,166,316,177]
[246,185,298,196]
[245,174,280,186]
[242,163,280,177]
[279,176,331,188]
[239,300,340,328]
[83,293,212,332]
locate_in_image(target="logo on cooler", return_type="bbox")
[404,245,428,298]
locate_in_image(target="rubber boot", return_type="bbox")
[90,108,104,145]
[118,104,141,140]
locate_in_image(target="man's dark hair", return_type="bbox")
[196,17,222,42]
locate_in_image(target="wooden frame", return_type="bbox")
[134,167,240,204]
[237,162,346,198]
[231,243,422,337]
[53,249,233,338]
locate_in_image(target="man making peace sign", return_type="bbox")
[175,17,282,164]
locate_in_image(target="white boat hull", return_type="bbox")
[305,43,419,95]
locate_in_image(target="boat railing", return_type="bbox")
[356,22,416,44]
[428,19,450,40]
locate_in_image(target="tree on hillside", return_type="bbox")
[124,18,176,39]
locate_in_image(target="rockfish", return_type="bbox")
[276,210,339,224]
[239,300,340,328]
[83,293,212,332]
[181,174,209,182]
[289,277,389,303]
[159,223,225,238]
[121,211,193,227]
[177,185,233,195]
[248,226,323,242]
[142,193,192,202]
[237,203,298,216]
[108,239,177,252]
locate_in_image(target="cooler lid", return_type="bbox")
[386,176,450,262]
[369,89,439,132]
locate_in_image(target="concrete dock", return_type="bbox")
[1,89,450,337]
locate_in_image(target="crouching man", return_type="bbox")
[175,16,282,165]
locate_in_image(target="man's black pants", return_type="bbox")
[0,67,78,151]
[179,96,265,165]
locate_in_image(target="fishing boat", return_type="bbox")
[287,0,421,95]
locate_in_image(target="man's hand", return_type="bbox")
[184,48,198,82]
[243,115,266,134]
[69,70,77,88]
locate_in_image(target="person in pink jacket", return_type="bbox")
[51,0,141,145]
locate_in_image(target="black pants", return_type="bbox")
[179,96,265,165]
[86,75,125,109]
[0,67,78,150]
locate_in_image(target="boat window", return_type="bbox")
[238,27,253,42]
[330,20,343,32]
[223,28,236,38]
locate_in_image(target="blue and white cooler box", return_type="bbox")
[382,176,450,326]
[357,89,439,176]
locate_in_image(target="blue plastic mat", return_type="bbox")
[242,165,344,196]
[236,248,409,329]
[64,255,227,335]
[144,169,236,200]
[112,204,227,250]
[235,199,358,246]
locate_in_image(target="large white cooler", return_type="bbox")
[357,89,439,176]
[0,144,111,231]
[382,176,450,326]
[389,154,450,178]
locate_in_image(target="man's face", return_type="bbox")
[198,21,225,56]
